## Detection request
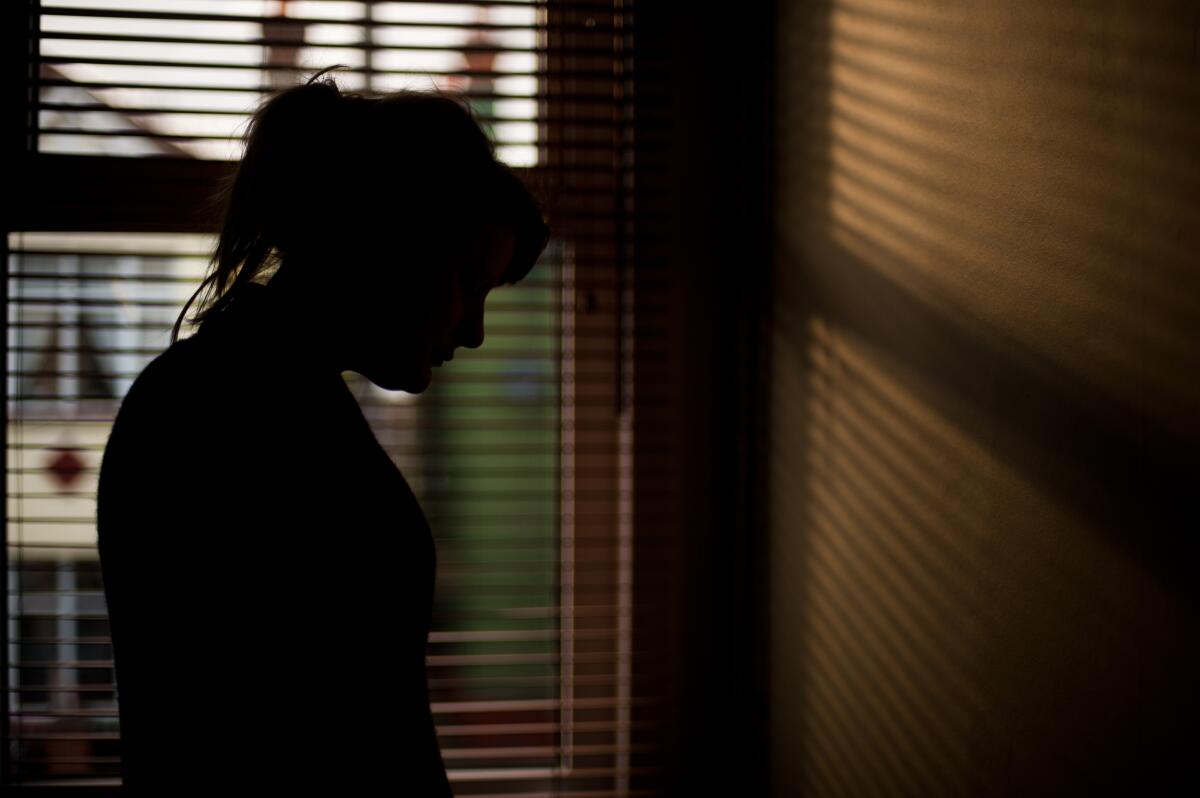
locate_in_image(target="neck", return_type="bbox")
[246,265,347,377]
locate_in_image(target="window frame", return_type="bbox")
[1,1,713,794]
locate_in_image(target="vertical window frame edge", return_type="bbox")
[1,0,32,785]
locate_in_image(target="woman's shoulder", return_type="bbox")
[114,333,228,428]
[111,340,195,430]
[116,333,348,455]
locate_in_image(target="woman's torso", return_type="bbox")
[96,284,450,793]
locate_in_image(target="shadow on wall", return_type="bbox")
[770,1,1200,795]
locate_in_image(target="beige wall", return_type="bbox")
[769,1,1200,794]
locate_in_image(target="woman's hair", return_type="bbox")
[171,67,551,344]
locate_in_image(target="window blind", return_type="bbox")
[5,1,680,795]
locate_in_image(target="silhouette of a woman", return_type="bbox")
[95,70,550,794]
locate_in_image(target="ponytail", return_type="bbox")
[172,68,346,344]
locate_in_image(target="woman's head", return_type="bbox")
[174,68,550,393]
